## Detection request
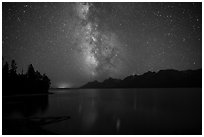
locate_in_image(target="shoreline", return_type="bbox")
[3,92,53,98]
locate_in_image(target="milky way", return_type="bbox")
[73,3,123,78]
[3,2,201,87]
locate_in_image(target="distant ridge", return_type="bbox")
[81,69,202,88]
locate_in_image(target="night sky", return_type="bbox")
[2,2,202,88]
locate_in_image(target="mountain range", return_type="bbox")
[81,69,202,88]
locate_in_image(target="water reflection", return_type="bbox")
[3,94,49,118]
[3,88,202,135]
[116,118,120,132]
[81,99,97,130]
[46,88,201,135]
[3,94,50,134]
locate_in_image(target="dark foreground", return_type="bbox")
[2,88,202,135]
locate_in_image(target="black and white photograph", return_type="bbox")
[2,1,202,135]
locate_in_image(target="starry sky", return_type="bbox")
[2,2,202,88]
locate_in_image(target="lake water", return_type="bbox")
[3,88,202,135]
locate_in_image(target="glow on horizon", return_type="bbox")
[57,83,72,88]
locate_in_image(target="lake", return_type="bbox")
[3,88,202,135]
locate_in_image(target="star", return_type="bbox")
[2,2,202,87]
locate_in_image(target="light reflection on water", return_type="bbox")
[42,88,201,134]
[3,88,202,135]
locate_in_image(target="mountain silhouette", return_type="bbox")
[81,69,202,88]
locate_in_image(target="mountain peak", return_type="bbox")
[81,69,201,88]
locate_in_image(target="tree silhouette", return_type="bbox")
[3,61,9,78]
[10,60,17,77]
[2,59,51,96]
[27,64,35,79]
